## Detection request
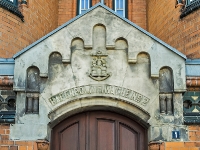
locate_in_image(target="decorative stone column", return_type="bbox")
[159,94,166,114]
[166,93,173,115]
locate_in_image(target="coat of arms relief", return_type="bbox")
[88,51,111,81]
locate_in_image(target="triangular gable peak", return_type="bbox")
[13,3,186,59]
[13,4,186,91]
[11,4,187,141]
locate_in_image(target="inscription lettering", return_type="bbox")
[49,84,150,106]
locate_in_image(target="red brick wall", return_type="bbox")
[58,0,147,29]
[188,125,200,141]
[0,0,147,58]
[0,125,38,150]
[58,0,76,26]
[0,0,58,58]
[0,124,50,150]
[92,0,100,6]
[128,0,146,30]
[147,0,200,59]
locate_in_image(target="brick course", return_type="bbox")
[58,0,77,26]
[147,0,200,59]
[57,0,147,29]
[0,0,59,58]
[0,0,147,58]
[0,125,39,150]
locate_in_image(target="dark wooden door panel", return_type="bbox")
[60,123,79,150]
[51,113,86,150]
[51,111,147,150]
[119,123,137,150]
[97,119,115,150]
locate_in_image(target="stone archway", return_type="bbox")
[50,111,148,150]
[48,97,150,128]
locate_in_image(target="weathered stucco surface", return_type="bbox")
[11,6,187,141]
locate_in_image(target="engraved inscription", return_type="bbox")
[49,84,150,106]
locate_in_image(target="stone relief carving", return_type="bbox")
[159,93,173,115]
[26,67,40,114]
[88,51,111,81]
[159,68,173,115]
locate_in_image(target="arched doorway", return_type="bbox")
[51,111,147,150]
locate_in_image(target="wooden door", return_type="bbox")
[51,111,147,150]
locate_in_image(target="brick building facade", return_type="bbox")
[0,0,200,150]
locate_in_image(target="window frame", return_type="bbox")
[180,0,200,18]
[4,0,18,6]
[113,0,128,18]
[0,0,24,21]
[186,0,195,5]
[76,0,128,18]
[77,0,92,15]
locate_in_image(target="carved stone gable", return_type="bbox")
[12,5,187,141]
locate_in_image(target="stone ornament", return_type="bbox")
[36,140,49,150]
[148,142,162,150]
[88,51,111,81]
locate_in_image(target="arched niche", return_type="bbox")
[159,67,174,115]
[26,66,40,114]
[71,37,84,51]
[136,52,151,77]
[93,24,106,51]
[159,67,174,93]
[115,37,128,50]
[26,66,40,92]
[48,52,63,80]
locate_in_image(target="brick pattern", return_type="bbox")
[58,0,76,26]
[58,0,147,29]
[0,0,147,58]
[0,125,38,150]
[104,0,112,9]
[128,0,146,30]
[188,126,200,141]
[0,0,58,58]
[164,142,200,150]
[92,0,100,6]
[147,0,200,59]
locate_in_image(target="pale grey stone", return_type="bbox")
[11,6,187,142]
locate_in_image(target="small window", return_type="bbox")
[113,0,127,18]
[4,0,18,6]
[77,0,128,18]
[186,0,194,5]
[78,0,91,14]
[180,0,200,18]
[114,0,125,17]
[0,0,24,21]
